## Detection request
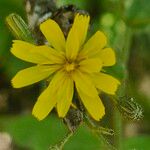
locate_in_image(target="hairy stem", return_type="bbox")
[85,114,116,150]
[114,26,133,150]
[49,132,73,150]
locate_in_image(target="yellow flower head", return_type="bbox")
[11,14,120,121]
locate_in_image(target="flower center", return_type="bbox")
[65,62,76,72]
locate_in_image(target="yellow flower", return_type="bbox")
[11,14,120,121]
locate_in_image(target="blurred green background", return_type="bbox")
[0,0,150,149]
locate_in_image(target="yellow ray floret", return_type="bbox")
[40,19,66,52]
[11,13,120,121]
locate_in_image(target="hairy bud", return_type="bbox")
[117,96,143,121]
[6,13,34,43]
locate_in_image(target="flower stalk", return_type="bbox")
[49,132,73,150]
[113,26,133,150]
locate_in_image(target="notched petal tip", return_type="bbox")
[11,77,23,89]
[92,73,121,95]
[75,13,90,19]
[32,102,48,121]
[93,107,105,121]
[73,13,90,48]
[111,78,121,94]
[57,111,65,118]
[98,108,105,121]
[40,19,65,51]
[32,111,43,121]
[10,40,35,61]
[11,79,17,88]
[10,40,20,54]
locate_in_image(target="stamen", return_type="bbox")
[65,63,75,72]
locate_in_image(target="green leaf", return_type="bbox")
[0,115,101,150]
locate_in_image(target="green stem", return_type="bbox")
[114,27,133,150]
[49,132,73,150]
[114,106,123,150]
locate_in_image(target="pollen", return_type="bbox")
[65,62,76,72]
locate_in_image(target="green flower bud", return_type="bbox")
[6,13,34,43]
[117,96,143,121]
